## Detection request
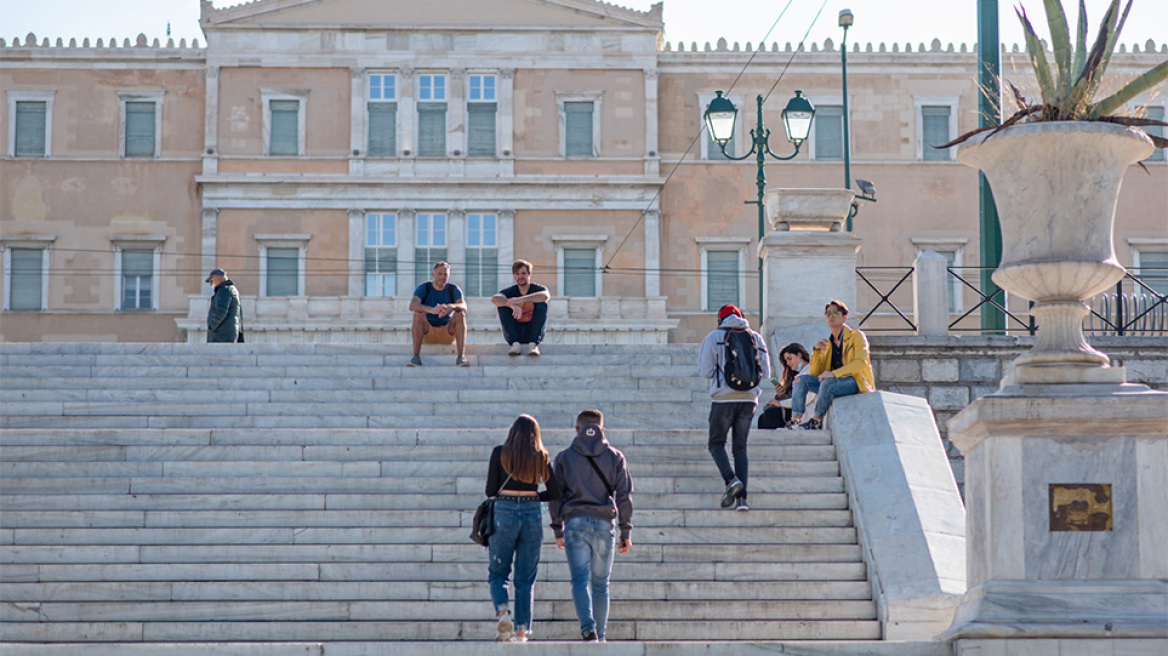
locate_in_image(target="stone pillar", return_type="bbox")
[499,69,515,175]
[347,209,364,296]
[914,249,949,337]
[758,188,859,354]
[643,209,660,296]
[396,209,415,296]
[940,385,1168,655]
[643,69,659,176]
[202,66,219,175]
[448,68,465,158]
[498,209,515,291]
[447,209,466,281]
[349,66,365,174]
[201,208,219,291]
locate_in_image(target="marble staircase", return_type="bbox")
[0,343,888,651]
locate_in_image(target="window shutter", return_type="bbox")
[267,247,299,296]
[417,103,447,156]
[921,106,951,161]
[9,249,43,310]
[367,103,397,156]
[563,248,596,297]
[814,106,843,160]
[466,248,498,297]
[564,102,594,157]
[125,102,156,157]
[1143,106,1165,162]
[706,251,739,310]
[414,248,448,286]
[269,100,299,156]
[467,103,497,157]
[1139,251,1168,295]
[14,102,47,157]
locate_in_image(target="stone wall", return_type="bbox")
[868,335,1168,493]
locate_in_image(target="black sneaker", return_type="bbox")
[784,418,802,429]
[582,630,599,642]
[720,478,744,508]
[800,417,822,430]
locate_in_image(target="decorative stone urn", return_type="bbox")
[957,122,1154,384]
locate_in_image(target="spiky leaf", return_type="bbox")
[1091,60,1168,118]
[1017,6,1059,108]
[1042,0,1073,100]
[1071,0,1088,82]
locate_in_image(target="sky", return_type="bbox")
[1,0,1165,52]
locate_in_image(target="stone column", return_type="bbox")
[914,249,949,337]
[349,66,365,174]
[202,66,219,175]
[643,69,659,176]
[399,68,415,176]
[643,209,660,296]
[396,209,416,296]
[498,209,515,291]
[941,386,1168,655]
[499,69,516,172]
[347,209,364,296]
[201,208,219,291]
[447,209,466,281]
[448,68,465,158]
[758,188,859,353]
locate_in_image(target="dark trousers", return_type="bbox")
[497,303,548,346]
[707,402,754,500]
[757,405,791,429]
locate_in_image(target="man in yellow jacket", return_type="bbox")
[788,299,875,430]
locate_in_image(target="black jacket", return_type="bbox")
[206,280,241,343]
[548,424,634,541]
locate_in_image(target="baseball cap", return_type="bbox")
[718,304,743,321]
[205,268,226,283]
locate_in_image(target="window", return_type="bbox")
[465,213,498,296]
[563,248,597,296]
[467,74,497,157]
[367,73,397,157]
[7,91,54,157]
[3,247,48,311]
[417,74,447,157]
[564,101,595,157]
[414,213,448,285]
[814,105,844,161]
[1139,105,1165,162]
[365,213,397,297]
[257,234,309,297]
[1134,249,1168,296]
[707,130,736,160]
[921,106,952,161]
[704,251,741,310]
[118,248,156,310]
[118,91,164,158]
[262,91,306,156]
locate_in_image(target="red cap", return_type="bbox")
[718,304,743,321]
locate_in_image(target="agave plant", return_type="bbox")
[945,0,1168,147]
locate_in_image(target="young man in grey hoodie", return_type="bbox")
[549,409,633,642]
[697,304,771,511]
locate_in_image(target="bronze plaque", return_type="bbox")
[1049,484,1112,532]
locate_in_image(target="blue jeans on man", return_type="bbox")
[487,499,544,633]
[792,374,860,418]
[497,303,548,347]
[563,516,617,640]
[707,402,753,500]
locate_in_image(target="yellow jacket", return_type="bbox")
[808,325,875,393]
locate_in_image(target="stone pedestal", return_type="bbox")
[941,383,1168,654]
[759,188,859,355]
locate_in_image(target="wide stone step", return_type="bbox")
[0,388,709,405]
[0,375,709,392]
[3,599,877,623]
[0,618,884,642]
[0,363,705,380]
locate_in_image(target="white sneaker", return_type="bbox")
[496,611,513,641]
[508,343,523,356]
[526,344,540,356]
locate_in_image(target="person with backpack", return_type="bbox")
[408,261,469,367]
[697,304,771,512]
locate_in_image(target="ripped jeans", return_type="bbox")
[487,499,544,632]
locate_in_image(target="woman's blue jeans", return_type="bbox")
[791,373,860,418]
[487,499,544,632]
[563,516,617,640]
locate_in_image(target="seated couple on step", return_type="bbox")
[407,259,550,367]
[757,300,875,430]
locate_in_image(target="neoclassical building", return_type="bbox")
[1,0,1164,343]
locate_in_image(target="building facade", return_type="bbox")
[1,0,1164,343]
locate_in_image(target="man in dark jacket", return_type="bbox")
[549,409,633,642]
[205,268,241,343]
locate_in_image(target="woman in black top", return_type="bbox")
[758,342,811,429]
[486,414,559,642]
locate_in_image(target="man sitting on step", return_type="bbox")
[408,261,469,367]
[787,299,875,430]
[491,259,551,357]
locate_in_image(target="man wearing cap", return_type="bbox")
[697,304,770,511]
[205,268,241,343]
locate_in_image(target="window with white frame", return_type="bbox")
[912,239,966,313]
[1133,248,1168,296]
[467,74,497,157]
[118,91,164,158]
[7,91,54,157]
[116,248,159,311]
[915,96,958,161]
[553,236,605,297]
[417,74,447,157]
[414,213,448,285]
[2,243,50,311]
[262,91,306,156]
[367,73,397,157]
[257,235,309,297]
[465,213,498,296]
[558,93,601,158]
[365,213,397,297]
[1139,105,1164,162]
[813,105,844,161]
[697,238,748,311]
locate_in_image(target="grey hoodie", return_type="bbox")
[697,314,771,402]
[548,424,634,541]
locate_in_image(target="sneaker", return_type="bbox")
[456,355,470,367]
[800,417,822,430]
[508,343,523,356]
[512,633,528,643]
[582,630,599,642]
[408,355,422,367]
[735,498,750,512]
[526,344,540,357]
[496,611,513,642]
[785,418,802,429]
[720,478,744,508]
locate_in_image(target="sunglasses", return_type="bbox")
[825,310,844,317]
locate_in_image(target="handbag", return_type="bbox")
[469,473,512,547]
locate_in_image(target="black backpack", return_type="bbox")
[721,328,762,391]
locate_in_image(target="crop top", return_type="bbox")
[485,444,560,501]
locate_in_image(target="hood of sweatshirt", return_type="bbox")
[570,423,610,457]
[719,314,750,331]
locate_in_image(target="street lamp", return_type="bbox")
[840,8,854,230]
[704,90,815,316]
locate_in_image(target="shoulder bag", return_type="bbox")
[470,473,512,547]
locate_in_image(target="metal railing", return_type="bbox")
[855,266,916,332]
[946,267,1036,335]
[1085,272,1168,336]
